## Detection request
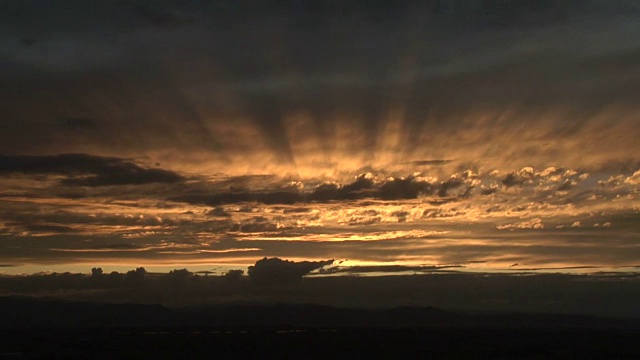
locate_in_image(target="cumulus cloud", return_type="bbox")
[378,176,434,200]
[172,171,471,206]
[247,257,334,284]
[170,173,398,205]
[0,154,184,186]
[557,180,577,191]
[625,170,640,185]
[178,166,554,212]
[502,167,535,188]
[497,218,544,230]
[437,174,468,197]
[599,222,612,228]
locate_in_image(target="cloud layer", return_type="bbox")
[0,154,184,186]
[0,152,637,274]
[2,1,640,177]
[0,2,639,278]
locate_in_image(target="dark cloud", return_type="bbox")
[0,154,184,186]
[507,265,601,271]
[307,183,339,202]
[310,174,378,201]
[205,207,232,217]
[320,264,462,275]
[171,173,436,205]
[55,116,97,131]
[480,185,498,195]
[132,5,195,28]
[340,173,374,193]
[232,216,281,233]
[248,257,334,284]
[502,168,534,188]
[93,244,146,251]
[164,165,618,207]
[408,160,453,166]
[378,176,434,200]
[174,191,301,206]
[20,224,77,234]
[557,179,577,191]
[0,210,175,234]
[223,269,245,282]
[20,37,36,47]
[437,176,466,197]
[282,206,313,214]
[501,174,523,188]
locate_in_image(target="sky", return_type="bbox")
[1,0,639,286]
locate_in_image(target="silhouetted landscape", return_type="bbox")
[1,296,639,358]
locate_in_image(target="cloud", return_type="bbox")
[378,176,434,200]
[0,154,184,186]
[497,218,544,230]
[205,207,231,217]
[2,1,639,176]
[173,191,302,206]
[232,216,282,233]
[132,5,196,28]
[172,172,439,206]
[303,173,379,202]
[437,175,466,197]
[0,2,638,288]
[248,257,334,284]
[20,224,78,234]
[557,180,577,191]
[625,170,640,185]
[307,183,339,202]
[502,167,535,188]
[55,116,97,131]
[282,206,313,214]
[162,165,634,213]
[407,160,453,166]
[319,264,462,275]
[595,222,612,228]
[51,243,150,253]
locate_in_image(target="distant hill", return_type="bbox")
[1,296,638,330]
[1,297,639,358]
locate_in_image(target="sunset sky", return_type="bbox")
[1,0,639,279]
